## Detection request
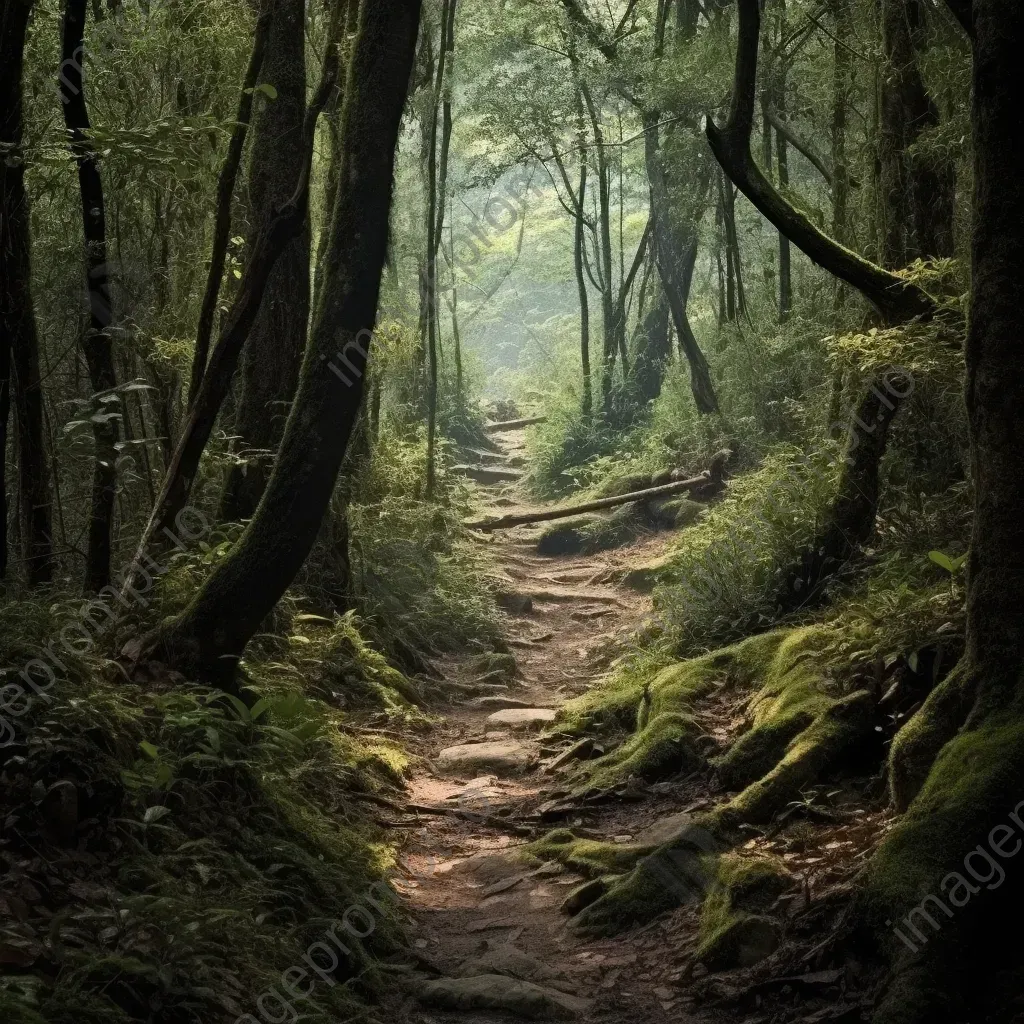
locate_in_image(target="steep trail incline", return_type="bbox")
[388,428,724,1024]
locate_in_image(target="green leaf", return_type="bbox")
[253,82,278,100]
[223,693,251,724]
[928,550,956,574]
[250,697,273,721]
[144,805,171,824]
[139,740,160,760]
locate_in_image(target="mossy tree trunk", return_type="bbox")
[221,0,309,521]
[1,0,54,585]
[862,8,1024,1022]
[151,0,423,685]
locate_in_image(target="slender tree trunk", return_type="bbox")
[708,0,936,325]
[188,4,273,403]
[574,141,592,419]
[879,0,955,268]
[644,115,719,414]
[831,0,853,311]
[773,20,792,321]
[125,25,341,588]
[150,0,423,685]
[221,0,309,521]
[580,81,617,420]
[60,0,120,592]
[424,0,455,498]
[1,0,54,586]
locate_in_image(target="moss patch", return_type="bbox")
[522,829,653,878]
[695,854,792,969]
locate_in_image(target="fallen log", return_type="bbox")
[453,464,523,484]
[465,449,732,532]
[484,415,547,433]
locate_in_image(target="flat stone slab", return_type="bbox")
[437,740,531,774]
[486,708,558,729]
[458,944,564,984]
[416,974,590,1019]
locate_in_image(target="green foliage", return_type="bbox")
[0,590,405,1024]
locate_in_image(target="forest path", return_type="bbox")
[391,428,724,1024]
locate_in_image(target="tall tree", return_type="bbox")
[861,5,1024,1021]
[60,0,120,592]
[1,0,54,585]
[221,0,310,521]
[125,16,342,584]
[878,0,955,267]
[150,0,423,684]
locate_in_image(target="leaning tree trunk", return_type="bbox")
[879,0,955,268]
[188,4,273,405]
[1,0,54,586]
[60,0,120,593]
[707,0,937,325]
[221,0,310,521]
[123,23,341,593]
[149,0,423,686]
[859,8,1024,1023]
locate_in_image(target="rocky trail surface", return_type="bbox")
[383,429,870,1024]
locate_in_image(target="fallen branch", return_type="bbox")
[466,449,731,532]
[484,415,547,433]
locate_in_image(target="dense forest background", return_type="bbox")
[2,0,1022,1023]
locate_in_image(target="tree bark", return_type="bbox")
[644,116,720,414]
[188,4,274,405]
[149,0,423,685]
[779,368,912,610]
[706,0,937,325]
[124,24,341,591]
[60,0,120,593]
[1,0,55,586]
[879,0,955,268]
[221,0,309,521]
[860,9,1024,1022]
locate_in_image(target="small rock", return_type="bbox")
[458,944,563,983]
[486,708,558,730]
[545,738,595,772]
[437,740,531,774]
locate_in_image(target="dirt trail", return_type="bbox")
[390,429,723,1024]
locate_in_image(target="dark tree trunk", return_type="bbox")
[644,116,720,414]
[125,26,341,587]
[221,0,309,521]
[879,0,955,267]
[573,139,593,419]
[189,4,273,404]
[779,369,912,611]
[860,8,1024,1023]
[1,0,54,586]
[60,0,120,593]
[630,275,671,404]
[707,0,937,325]
[831,0,854,311]
[150,0,422,685]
